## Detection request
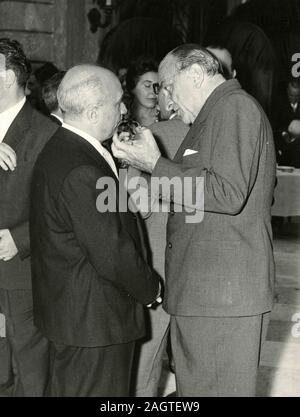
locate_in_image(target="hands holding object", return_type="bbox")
[112,123,161,173]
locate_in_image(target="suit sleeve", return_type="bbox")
[126,166,155,219]
[58,166,160,305]
[152,94,264,215]
[10,221,30,260]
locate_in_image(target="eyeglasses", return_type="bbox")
[152,83,160,95]
[153,82,174,96]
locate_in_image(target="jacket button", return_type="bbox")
[168,242,172,249]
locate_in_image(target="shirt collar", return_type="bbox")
[291,102,298,111]
[62,122,103,150]
[51,113,63,124]
[0,97,26,142]
[0,96,26,121]
[61,122,118,178]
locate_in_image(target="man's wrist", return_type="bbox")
[150,153,161,173]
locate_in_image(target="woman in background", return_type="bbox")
[125,57,159,127]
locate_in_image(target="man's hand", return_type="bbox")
[0,229,18,261]
[0,143,17,171]
[288,120,300,138]
[147,280,163,308]
[112,127,161,174]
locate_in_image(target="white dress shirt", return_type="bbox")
[291,102,298,112]
[50,113,63,124]
[62,123,118,178]
[0,97,26,142]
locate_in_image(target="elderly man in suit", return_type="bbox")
[0,38,58,396]
[112,44,276,397]
[29,65,161,397]
[132,82,189,397]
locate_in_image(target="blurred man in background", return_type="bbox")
[41,71,66,125]
[0,38,57,396]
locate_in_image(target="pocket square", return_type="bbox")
[183,149,198,156]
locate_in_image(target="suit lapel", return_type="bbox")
[173,80,242,163]
[173,117,205,162]
[3,101,32,149]
[61,128,119,180]
[49,114,62,125]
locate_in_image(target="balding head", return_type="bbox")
[57,65,126,141]
[158,44,224,124]
[206,46,236,80]
[58,65,120,117]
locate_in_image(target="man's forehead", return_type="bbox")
[158,55,178,85]
[111,81,123,102]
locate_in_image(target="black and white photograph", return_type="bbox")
[0,0,300,399]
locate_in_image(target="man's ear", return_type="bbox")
[188,64,204,89]
[87,105,100,124]
[4,69,17,88]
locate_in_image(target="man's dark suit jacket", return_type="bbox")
[49,114,62,126]
[153,79,277,317]
[30,128,160,347]
[0,101,58,290]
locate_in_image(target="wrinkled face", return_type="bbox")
[161,70,196,125]
[132,71,158,110]
[173,71,197,124]
[159,55,200,125]
[288,84,300,104]
[100,79,127,139]
[157,87,173,120]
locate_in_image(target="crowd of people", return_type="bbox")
[0,36,276,397]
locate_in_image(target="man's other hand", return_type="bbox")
[0,143,17,171]
[147,279,163,308]
[288,120,300,138]
[112,128,161,174]
[0,229,18,261]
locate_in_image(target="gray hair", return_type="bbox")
[159,43,220,83]
[57,66,107,117]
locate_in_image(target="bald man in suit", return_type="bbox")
[30,65,160,397]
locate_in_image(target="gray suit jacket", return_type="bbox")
[153,80,276,317]
[146,119,189,279]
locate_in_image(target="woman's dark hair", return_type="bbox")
[125,56,158,93]
[0,38,31,88]
[42,71,66,113]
